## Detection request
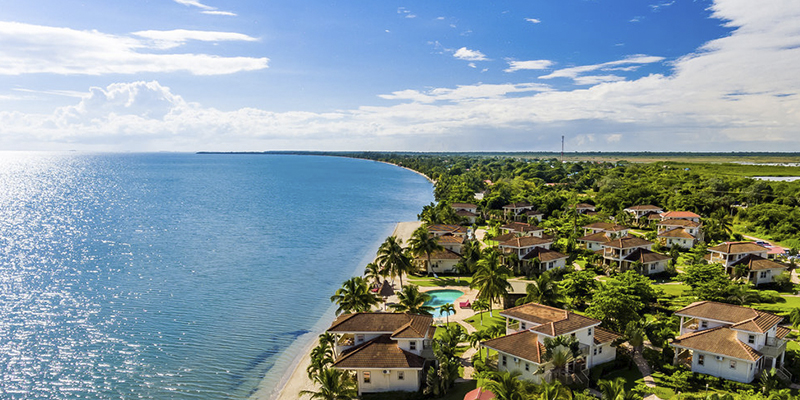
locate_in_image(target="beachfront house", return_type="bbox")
[327,313,435,395]
[427,224,468,238]
[657,218,704,249]
[601,236,670,275]
[707,242,770,272]
[521,247,568,273]
[481,302,619,384]
[436,234,464,254]
[420,248,462,274]
[671,301,792,383]
[728,254,789,286]
[451,203,479,224]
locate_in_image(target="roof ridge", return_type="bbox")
[334,334,388,364]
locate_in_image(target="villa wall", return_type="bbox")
[690,352,756,383]
[497,352,543,384]
[589,344,615,368]
[428,259,459,274]
[356,368,421,395]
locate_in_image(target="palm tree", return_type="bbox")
[789,307,800,329]
[389,284,434,315]
[329,276,380,315]
[307,339,334,379]
[472,298,490,326]
[460,240,483,274]
[481,370,528,400]
[470,249,512,318]
[377,236,413,287]
[363,262,382,288]
[541,338,576,383]
[516,271,564,307]
[625,321,646,362]
[503,251,521,276]
[300,367,357,400]
[598,377,637,400]
[408,227,443,275]
[468,330,490,360]
[538,380,573,400]
[439,303,456,325]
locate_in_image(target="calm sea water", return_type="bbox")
[0,153,433,399]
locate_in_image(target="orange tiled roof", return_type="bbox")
[675,301,782,333]
[662,211,701,219]
[671,327,762,362]
[658,218,701,228]
[708,242,768,255]
[499,235,554,248]
[328,313,433,338]
[501,302,599,336]
[482,330,546,364]
[334,335,427,369]
[594,327,621,344]
[426,248,461,260]
[658,227,696,239]
[436,235,464,244]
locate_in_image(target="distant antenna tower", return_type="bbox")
[561,135,564,163]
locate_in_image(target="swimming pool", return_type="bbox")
[424,289,464,318]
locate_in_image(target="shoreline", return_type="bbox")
[370,159,436,185]
[259,221,424,400]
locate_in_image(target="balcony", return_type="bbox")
[760,337,787,358]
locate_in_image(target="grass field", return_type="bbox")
[407,275,473,287]
[464,310,506,331]
[655,283,691,297]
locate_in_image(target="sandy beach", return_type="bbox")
[263,220,424,400]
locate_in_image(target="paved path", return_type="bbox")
[622,344,656,388]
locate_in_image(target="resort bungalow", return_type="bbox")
[428,224,468,238]
[729,254,789,286]
[671,301,791,383]
[601,236,670,274]
[521,247,568,273]
[498,235,554,258]
[623,205,663,221]
[481,303,619,384]
[436,234,464,254]
[500,222,545,238]
[657,219,704,249]
[451,203,479,224]
[583,222,629,238]
[707,242,769,268]
[421,248,462,274]
[524,209,545,223]
[503,202,535,221]
[328,313,435,395]
[574,203,596,215]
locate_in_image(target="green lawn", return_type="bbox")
[439,380,478,400]
[655,283,691,297]
[407,275,473,287]
[752,294,800,315]
[464,310,506,332]
[599,366,642,391]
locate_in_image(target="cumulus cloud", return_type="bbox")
[0,22,268,75]
[505,60,554,73]
[2,0,800,152]
[453,47,487,61]
[525,18,541,24]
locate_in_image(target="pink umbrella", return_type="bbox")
[464,387,496,400]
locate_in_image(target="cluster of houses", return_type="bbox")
[320,201,795,395]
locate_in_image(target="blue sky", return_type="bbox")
[0,0,798,152]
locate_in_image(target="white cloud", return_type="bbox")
[453,47,487,61]
[573,75,626,85]
[504,60,554,72]
[538,55,664,81]
[2,0,800,152]
[525,18,541,24]
[0,22,268,75]
[630,16,643,23]
[132,29,258,49]
[202,10,237,16]
[650,1,675,12]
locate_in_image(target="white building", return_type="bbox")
[601,235,670,275]
[328,313,435,395]
[482,303,619,384]
[671,302,791,383]
[657,218,704,249]
[498,235,554,259]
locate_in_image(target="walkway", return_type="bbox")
[621,344,656,388]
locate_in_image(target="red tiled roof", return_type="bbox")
[334,335,427,369]
[482,330,546,364]
[501,222,544,233]
[490,232,517,242]
[708,242,768,255]
[662,211,701,219]
[658,218,701,228]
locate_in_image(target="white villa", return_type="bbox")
[574,203,596,215]
[436,234,464,254]
[482,303,619,384]
[328,313,435,395]
[428,224,468,237]
[729,254,789,286]
[578,222,629,251]
[660,210,702,223]
[601,236,670,275]
[623,205,663,221]
[522,247,568,273]
[500,222,545,238]
[671,301,791,383]
[451,203,479,224]
[421,248,461,274]
[498,235,554,259]
[657,218,704,249]
[503,202,536,221]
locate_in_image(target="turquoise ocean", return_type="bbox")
[0,153,434,399]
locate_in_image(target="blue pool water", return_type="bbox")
[424,289,464,318]
[0,153,433,399]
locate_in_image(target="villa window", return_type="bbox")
[410,341,417,350]
[760,271,768,278]
[398,371,404,380]
[698,355,704,365]
[748,335,755,344]
[701,321,708,329]
[521,322,527,330]
[588,328,592,336]
[598,346,602,354]
[593,348,597,356]
[525,363,529,371]
[650,264,656,271]
[730,360,737,369]
[502,356,507,366]
[356,334,365,343]
[363,372,371,383]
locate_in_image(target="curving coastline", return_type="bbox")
[257,221,424,400]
